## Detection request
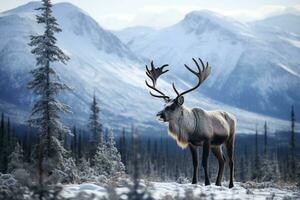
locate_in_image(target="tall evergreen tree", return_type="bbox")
[88,93,103,161]
[290,105,296,179]
[71,126,77,162]
[264,121,268,156]
[28,0,71,185]
[291,105,296,149]
[0,113,4,172]
[253,124,260,180]
[7,118,11,150]
[77,130,82,160]
[119,127,127,166]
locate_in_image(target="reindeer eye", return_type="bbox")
[170,104,176,110]
[166,104,176,111]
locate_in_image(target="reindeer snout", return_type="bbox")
[156,111,166,122]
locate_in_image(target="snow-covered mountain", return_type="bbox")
[0,1,156,130]
[0,2,295,133]
[116,10,300,120]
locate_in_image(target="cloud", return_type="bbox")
[218,5,300,21]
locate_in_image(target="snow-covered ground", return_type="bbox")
[62,182,300,199]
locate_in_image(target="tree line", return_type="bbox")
[0,105,299,186]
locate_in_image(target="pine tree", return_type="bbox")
[23,128,32,163]
[0,117,12,173]
[27,0,71,185]
[119,128,127,166]
[290,105,296,180]
[107,129,125,177]
[77,130,82,160]
[264,121,268,156]
[253,124,260,180]
[71,126,77,162]
[0,113,4,173]
[88,94,103,162]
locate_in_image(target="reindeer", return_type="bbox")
[145,58,236,188]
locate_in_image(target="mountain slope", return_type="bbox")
[115,10,300,119]
[0,2,294,133]
[254,13,300,35]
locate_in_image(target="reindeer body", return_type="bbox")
[168,106,236,148]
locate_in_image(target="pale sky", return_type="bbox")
[1,0,300,30]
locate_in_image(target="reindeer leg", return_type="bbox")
[226,137,235,188]
[202,141,211,186]
[212,146,225,186]
[189,144,198,184]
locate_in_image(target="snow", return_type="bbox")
[278,63,300,78]
[282,37,300,49]
[61,182,300,199]
[62,183,107,198]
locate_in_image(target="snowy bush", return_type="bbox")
[259,158,281,182]
[176,176,189,184]
[0,173,29,200]
[12,169,31,186]
[29,184,64,200]
[96,175,108,185]
[0,173,17,187]
[52,157,79,184]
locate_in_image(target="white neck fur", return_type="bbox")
[168,106,196,149]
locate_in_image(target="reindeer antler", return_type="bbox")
[145,61,170,101]
[173,58,211,97]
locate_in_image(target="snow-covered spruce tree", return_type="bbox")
[8,142,24,173]
[88,94,103,163]
[93,140,110,178]
[7,142,32,187]
[28,0,72,183]
[77,157,96,183]
[107,129,125,177]
[92,129,125,184]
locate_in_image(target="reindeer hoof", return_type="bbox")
[229,183,234,188]
[192,180,197,184]
[205,181,211,186]
[216,182,221,186]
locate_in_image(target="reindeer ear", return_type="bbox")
[177,96,184,105]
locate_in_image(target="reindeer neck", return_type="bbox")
[168,106,196,137]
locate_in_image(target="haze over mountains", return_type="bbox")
[0,1,298,133]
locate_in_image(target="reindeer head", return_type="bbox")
[145,58,211,122]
